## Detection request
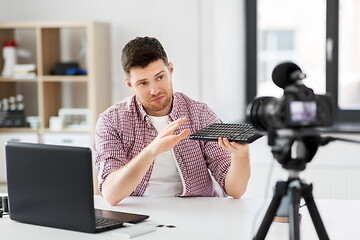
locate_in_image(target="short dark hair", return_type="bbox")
[121,36,169,75]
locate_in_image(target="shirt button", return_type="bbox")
[144,181,148,185]
[151,132,156,136]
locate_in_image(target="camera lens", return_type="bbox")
[246,97,279,131]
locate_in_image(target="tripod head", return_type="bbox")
[267,127,360,171]
[267,128,320,171]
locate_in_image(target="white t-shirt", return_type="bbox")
[143,116,184,197]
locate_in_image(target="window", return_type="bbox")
[338,0,360,110]
[246,0,360,128]
[259,30,295,97]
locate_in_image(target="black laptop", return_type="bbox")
[5,141,149,233]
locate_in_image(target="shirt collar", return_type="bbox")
[134,96,148,121]
[168,92,182,121]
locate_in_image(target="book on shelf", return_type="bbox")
[12,64,36,79]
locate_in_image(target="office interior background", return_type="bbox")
[0,0,359,199]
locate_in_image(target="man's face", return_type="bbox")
[125,59,174,117]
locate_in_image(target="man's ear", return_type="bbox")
[125,78,132,88]
[168,62,174,74]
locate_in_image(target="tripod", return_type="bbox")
[253,173,329,240]
[253,130,330,240]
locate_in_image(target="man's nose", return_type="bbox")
[150,84,160,95]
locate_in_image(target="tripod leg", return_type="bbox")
[288,182,301,240]
[302,183,330,240]
[253,181,287,240]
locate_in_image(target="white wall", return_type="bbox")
[0,0,245,123]
[200,0,245,122]
[0,1,8,19]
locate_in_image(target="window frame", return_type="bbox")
[245,0,360,130]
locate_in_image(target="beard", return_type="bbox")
[149,94,173,112]
[140,85,174,116]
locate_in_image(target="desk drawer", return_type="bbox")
[42,132,91,148]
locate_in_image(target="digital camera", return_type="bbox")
[246,62,334,131]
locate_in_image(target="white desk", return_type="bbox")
[1,195,359,240]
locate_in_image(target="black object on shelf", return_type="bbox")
[0,111,24,128]
[53,62,79,75]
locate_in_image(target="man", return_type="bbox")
[94,37,250,206]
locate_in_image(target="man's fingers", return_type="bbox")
[156,129,190,154]
[218,137,236,151]
[171,129,190,146]
[229,141,246,150]
[160,117,187,136]
[218,137,226,149]
[224,138,236,150]
[177,128,190,140]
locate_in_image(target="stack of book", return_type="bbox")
[12,64,36,79]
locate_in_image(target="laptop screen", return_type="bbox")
[6,142,96,232]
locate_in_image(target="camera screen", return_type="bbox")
[290,101,317,123]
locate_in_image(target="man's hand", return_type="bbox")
[217,137,249,161]
[147,117,190,156]
[218,137,250,199]
[102,117,190,205]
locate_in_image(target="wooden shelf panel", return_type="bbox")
[42,128,90,134]
[0,77,38,82]
[41,75,88,82]
[0,76,88,82]
[0,128,38,133]
[0,128,89,134]
[0,21,95,29]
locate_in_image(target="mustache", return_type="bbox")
[150,94,164,101]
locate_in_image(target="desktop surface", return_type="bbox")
[0,194,359,240]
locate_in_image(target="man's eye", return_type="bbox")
[158,75,164,80]
[139,82,147,87]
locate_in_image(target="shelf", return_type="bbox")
[0,77,38,82]
[0,128,38,133]
[41,75,88,82]
[0,128,89,134]
[0,21,111,195]
[0,76,87,82]
[42,128,89,133]
[0,21,97,29]
[0,21,110,139]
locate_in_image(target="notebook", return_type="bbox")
[5,141,149,233]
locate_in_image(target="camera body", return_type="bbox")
[247,63,334,132]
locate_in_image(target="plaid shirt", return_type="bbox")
[93,92,231,197]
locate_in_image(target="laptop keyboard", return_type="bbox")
[96,217,125,228]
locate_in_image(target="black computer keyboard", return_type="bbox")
[96,217,125,228]
[189,123,264,144]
